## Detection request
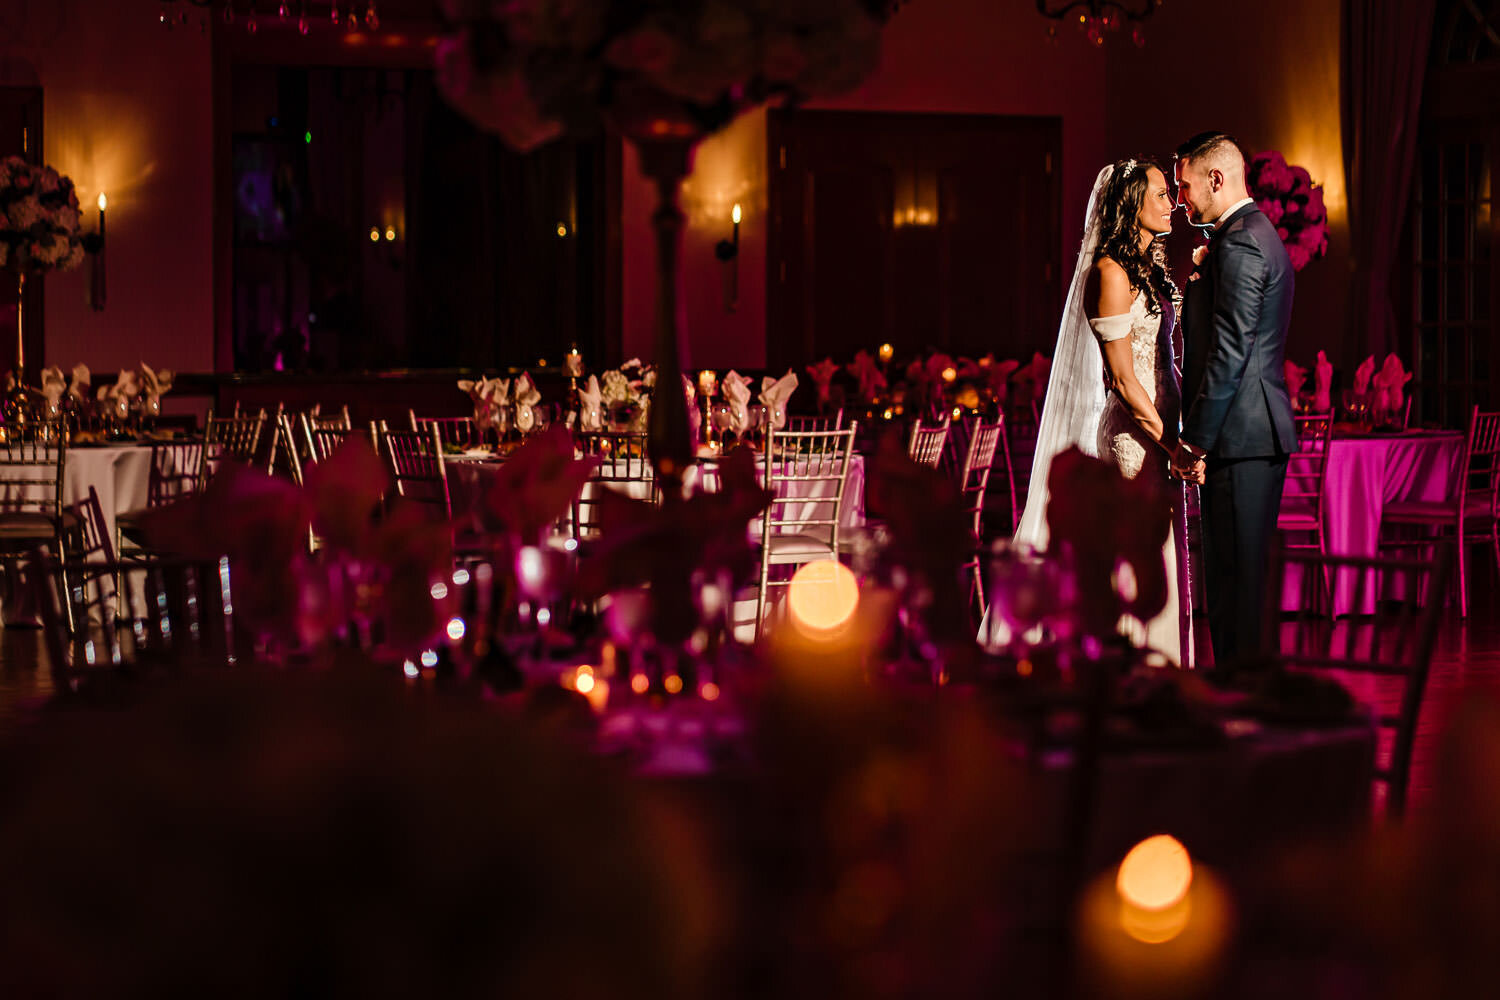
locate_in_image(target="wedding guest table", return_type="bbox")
[446,451,867,535]
[0,442,167,553]
[1282,429,1465,616]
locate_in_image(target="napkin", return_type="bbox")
[723,370,752,432]
[1283,359,1308,400]
[139,362,174,418]
[1373,353,1412,415]
[759,369,799,431]
[97,370,138,419]
[68,363,91,407]
[39,366,65,405]
[513,372,542,433]
[458,375,507,430]
[806,357,838,405]
[1351,355,1375,395]
[577,374,603,432]
[846,350,886,402]
[683,373,702,443]
[1313,351,1334,413]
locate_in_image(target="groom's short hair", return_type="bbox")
[1175,131,1247,177]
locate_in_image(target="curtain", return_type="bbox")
[1341,0,1438,363]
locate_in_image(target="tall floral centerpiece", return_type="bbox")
[435,0,895,492]
[1248,150,1329,272]
[0,155,85,403]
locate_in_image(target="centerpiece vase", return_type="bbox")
[635,136,698,501]
[5,271,31,432]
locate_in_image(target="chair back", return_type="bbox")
[203,408,265,485]
[787,410,844,433]
[763,424,858,552]
[301,413,378,464]
[410,410,483,450]
[379,422,452,521]
[61,485,118,625]
[1283,413,1334,516]
[1269,543,1453,817]
[574,432,655,540]
[1005,401,1041,526]
[1457,407,1500,520]
[907,418,950,470]
[959,418,1006,539]
[0,425,67,519]
[308,404,353,431]
[146,438,206,506]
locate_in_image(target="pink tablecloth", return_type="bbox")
[1283,431,1464,616]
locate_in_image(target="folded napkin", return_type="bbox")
[69,363,91,408]
[513,372,542,433]
[846,350,886,402]
[683,373,702,443]
[806,357,838,405]
[760,370,799,431]
[39,366,65,405]
[577,374,603,432]
[723,370,752,432]
[924,353,956,384]
[957,356,983,380]
[1284,359,1308,400]
[97,370,138,419]
[139,362,174,418]
[458,375,508,430]
[1313,351,1334,413]
[1351,355,1375,395]
[1373,353,1412,415]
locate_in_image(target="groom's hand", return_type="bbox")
[1170,442,1206,483]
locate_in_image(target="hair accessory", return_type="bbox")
[1120,158,1139,178]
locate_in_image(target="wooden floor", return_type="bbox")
[3,564,1497,817]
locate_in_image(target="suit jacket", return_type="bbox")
[1180,203,1299,459]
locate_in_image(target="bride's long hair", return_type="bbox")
[1092,157,1178,316]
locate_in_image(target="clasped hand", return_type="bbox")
[1168,443,1206,485]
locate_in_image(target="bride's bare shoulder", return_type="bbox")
[1090,255,1133,315]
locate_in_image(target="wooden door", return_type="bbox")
[767,110,1060,369]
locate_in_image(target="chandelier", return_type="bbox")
[1036,0,1160,47]
[155,1,382,35]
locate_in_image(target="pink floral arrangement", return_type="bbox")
[434,0,896,151]
[0,155,85,274]
[1247,150,1329,272]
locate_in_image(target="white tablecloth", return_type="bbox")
[1281,431,1465,615]
[0,444,157,554]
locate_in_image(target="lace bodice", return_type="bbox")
[1092,291,1178,480]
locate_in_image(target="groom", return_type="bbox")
[1170,132,1298,669]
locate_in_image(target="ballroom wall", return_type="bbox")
[620,0,1112,371]
[1104,0,1349,367]
[1,0,215,377]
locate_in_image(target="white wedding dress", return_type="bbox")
[1091,292,1193,666]
[990,163,1193,667]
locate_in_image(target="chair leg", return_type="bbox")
[1457,519,1468,619]
[754,559,769,642]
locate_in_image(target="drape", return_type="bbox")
[1340,0,1438,363]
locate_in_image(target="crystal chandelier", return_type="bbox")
[1036,0,1160,47]
[155,0,381,35]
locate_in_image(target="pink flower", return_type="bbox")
[1251,150,1294,195]
[1258,198,1284,226]
[434,33,564,153]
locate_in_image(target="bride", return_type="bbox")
[1010,157,1195,666]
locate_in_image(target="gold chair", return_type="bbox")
[410,410,484,450]
[0,423,75,627]
[1379,406,1500,618]
[787,410,844,433]
[202,407,266,487]
[956,418,1006,619]
[755,422,858,637]
[1269,543,1452,817]
[1279,413,1335,614]
[906,417,950,470]
[573,431,656,542]
[378,421,452,522]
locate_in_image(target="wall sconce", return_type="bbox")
[83,192,106,311]
[715,202,740,313]
[368,222,404,268]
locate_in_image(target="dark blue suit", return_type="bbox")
[1180,202,1297,667]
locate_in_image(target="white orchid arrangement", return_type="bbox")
[0,156,86,273]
